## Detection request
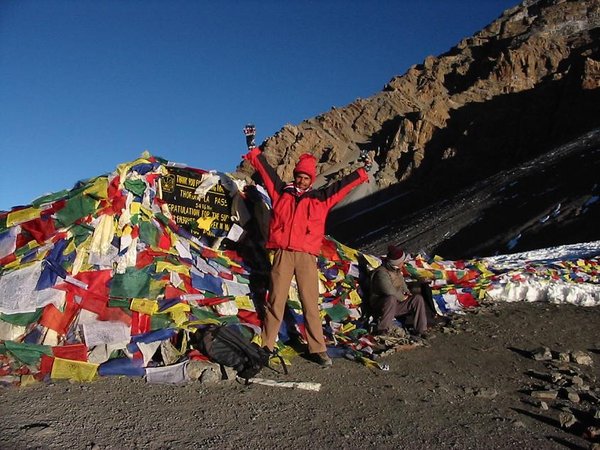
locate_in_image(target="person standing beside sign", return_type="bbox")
[242,125,371,366]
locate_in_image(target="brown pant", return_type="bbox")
[376,294,428,335]
[261,249,326,354]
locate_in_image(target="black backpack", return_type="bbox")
[191,324,286,380]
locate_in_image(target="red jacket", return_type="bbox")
[244,147,369,255]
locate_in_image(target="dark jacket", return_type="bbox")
[244,147,368,255]
[369,261,411,304]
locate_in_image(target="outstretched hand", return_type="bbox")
[243,124,256,149]
[359,150,373,172]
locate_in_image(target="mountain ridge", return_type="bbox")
[240,0,600,256]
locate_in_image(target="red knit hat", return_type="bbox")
[386,245,406,265]
[293,154,317,183]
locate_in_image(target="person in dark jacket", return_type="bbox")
[243,125,370,366]
[370,245,429,338]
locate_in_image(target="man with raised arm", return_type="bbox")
[242,124,370,366]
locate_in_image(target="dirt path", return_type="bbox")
[2,301,599,450]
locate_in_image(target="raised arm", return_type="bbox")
[242,125,285,202]
[317,167,369,209]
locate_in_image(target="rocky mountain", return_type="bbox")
[240,0,600,259]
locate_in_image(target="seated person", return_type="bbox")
[369,245,430,338]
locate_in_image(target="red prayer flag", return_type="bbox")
[39,354,55,375]
[39,295,80,335]
[158,232,171,249]
[456,292,479,308]
[320,239,341,261]
[52,344,88,361]
[21,216,57,244]
[131,312,151,335]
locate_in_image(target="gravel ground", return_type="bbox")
[1,301,599,450]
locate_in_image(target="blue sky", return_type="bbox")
[0,0,518,211]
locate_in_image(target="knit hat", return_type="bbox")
[293,154,317,183]
[386,245,406,266]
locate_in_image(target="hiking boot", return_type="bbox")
[411,331,430,341]
[312,352,332,367]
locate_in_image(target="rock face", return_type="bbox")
[240,0,600,257]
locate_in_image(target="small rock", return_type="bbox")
[559,411,577,428]
[551,372,563,383]
[567,392,580,403]
[512,420,526,428]
[474,387,498,399]
[540,401,549,410]
[531,347,553,361]
[557,352,570,362]
[223,366,237,381]
[186,360,220,381]
[571,375,584,386]
[531,390,558,400]
[594,408,600,419]
[570,351,593,366]
[199,367,221,384]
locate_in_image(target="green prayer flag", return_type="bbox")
[5,341,52,365]
[151,314,174,330]
[108,299,131,309]
[219,316,240,325]
[325,304,350,322]
[71,224,94,246]
[155,212,170,226]
[287,300,302,310]
[0,309,43,326]
[55,194,98,227]
[31,190,70,207]
[235,274,250,284]
[124,179,147,197]
[139,221,159,247]
[14,241,37,257]
[110,267,150,298]
[190,307,219,321]
[149,278,166,299]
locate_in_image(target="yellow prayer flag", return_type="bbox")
[235,295,255,311]
[196,216,216,231]
[348,289,363,306]
[162,302,191,315]
[338,242,358,260]
[51,357,98,382]
[64,240,77,256]
[415,268,435,279]
[170,309,189,326]
[4,260,22,271]
[156,261,190,275]
[117,157,151,187]
[83,177,109,199]
[7,207,42,227]
[363,254,381,269]
[130,202,141,216]
[140,206,153,219]
[130,299,159,315]
[20,375,39,387]
[341,323,356,334]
